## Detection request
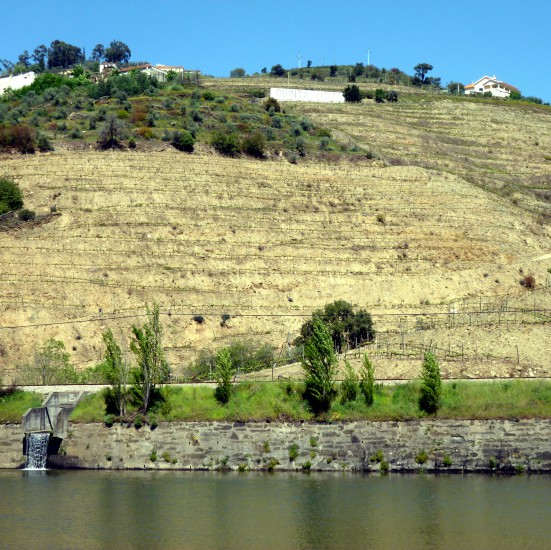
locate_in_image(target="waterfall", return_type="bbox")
[25,433,50,470]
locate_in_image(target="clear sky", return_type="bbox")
[2,0,550,101]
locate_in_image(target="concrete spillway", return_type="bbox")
[22,391,85,468]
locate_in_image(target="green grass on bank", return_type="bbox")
[3,381,551,424]
[65,380,551,424]
[0,390,43,423]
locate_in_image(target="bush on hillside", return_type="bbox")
[0,179,24,214]
[211,131,240,156]
[241,132,265,158]
[343,85,362,103]
[264,97,281,113]
[18,208,36,221]
[172,130,195,152]
[97,115,126,149]
[374,89,386,103]
[0,124,36,153]
[296,300,375,353]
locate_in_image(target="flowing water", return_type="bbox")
[24,433,49,470]
[1,471,550,549]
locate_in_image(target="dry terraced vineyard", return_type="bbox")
[0,86,550,383]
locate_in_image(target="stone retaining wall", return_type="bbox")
[2,420,551,472]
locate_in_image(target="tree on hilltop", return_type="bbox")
[91,44,106,62]
[413,63,433,86]
[105,40,131,64]
[270,64,285,77]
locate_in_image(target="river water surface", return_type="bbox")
[1,471,550,549]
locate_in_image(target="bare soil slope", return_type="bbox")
[0,96,549,382]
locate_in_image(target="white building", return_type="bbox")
[270,87,345,103]
[464,76,520,98]
[0,71,36,95]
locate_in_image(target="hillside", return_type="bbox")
[0,81,550,383]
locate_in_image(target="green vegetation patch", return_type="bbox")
[65,379,551,424]
[0,390,43,423]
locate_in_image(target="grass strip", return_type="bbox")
[64,379,551,423]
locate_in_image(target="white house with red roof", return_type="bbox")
[464,75,520,98]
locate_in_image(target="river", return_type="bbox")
[1,471,550,549]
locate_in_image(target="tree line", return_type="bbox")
[1,39,132,75]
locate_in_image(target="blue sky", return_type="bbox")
[3,0,551,101]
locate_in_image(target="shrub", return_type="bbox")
[387,90,398,102]
[134,414,144,429]
[262,440,271,453]
[295,137,306,157]
[104,413,116,427]
[128,137,137,149]
[4,124,36,153]
[301,460,312,471]
[415,450,428,464]
[419,352,442,414]
[98,115,126,149]
[264,97,281,112]
[37,133,54,152]
[289,443,299,462]
[370,449,384,463]
[211,131,240,156]
[343,85,362,103]
[249,89,266,98]
[443,455,452,467]
[309,436,318,448]
[137,126,154,139]
[18,209,36,221]
[149,448,157,461]
[193,315,205,324]
[220,313,231,327]
[380,460,389,473]
[521,274,536,289]
[340,361,359,403]
[172,130,195,152]
[266,457,280,472]
[241,132,265,158]
[0,179,24,214]
[203,91,216,101]
[374,89,386,103]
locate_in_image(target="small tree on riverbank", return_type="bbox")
[130,304,170,414]
[359,354,375,407]
[302,317,337,413]
[419,352,441,414]
[214,348,234,404]
[101,329,129,417]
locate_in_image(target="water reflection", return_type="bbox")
[1,471,551,549]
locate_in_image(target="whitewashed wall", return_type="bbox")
[270,87,344,103]
[0,72,36,95]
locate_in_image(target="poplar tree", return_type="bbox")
[359,354,375,407]
[301,317,337,413]
[130,304,170,414]
[419,352,442,414]
[101,329,128,417]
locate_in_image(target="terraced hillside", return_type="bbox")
[0,89,549,383]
